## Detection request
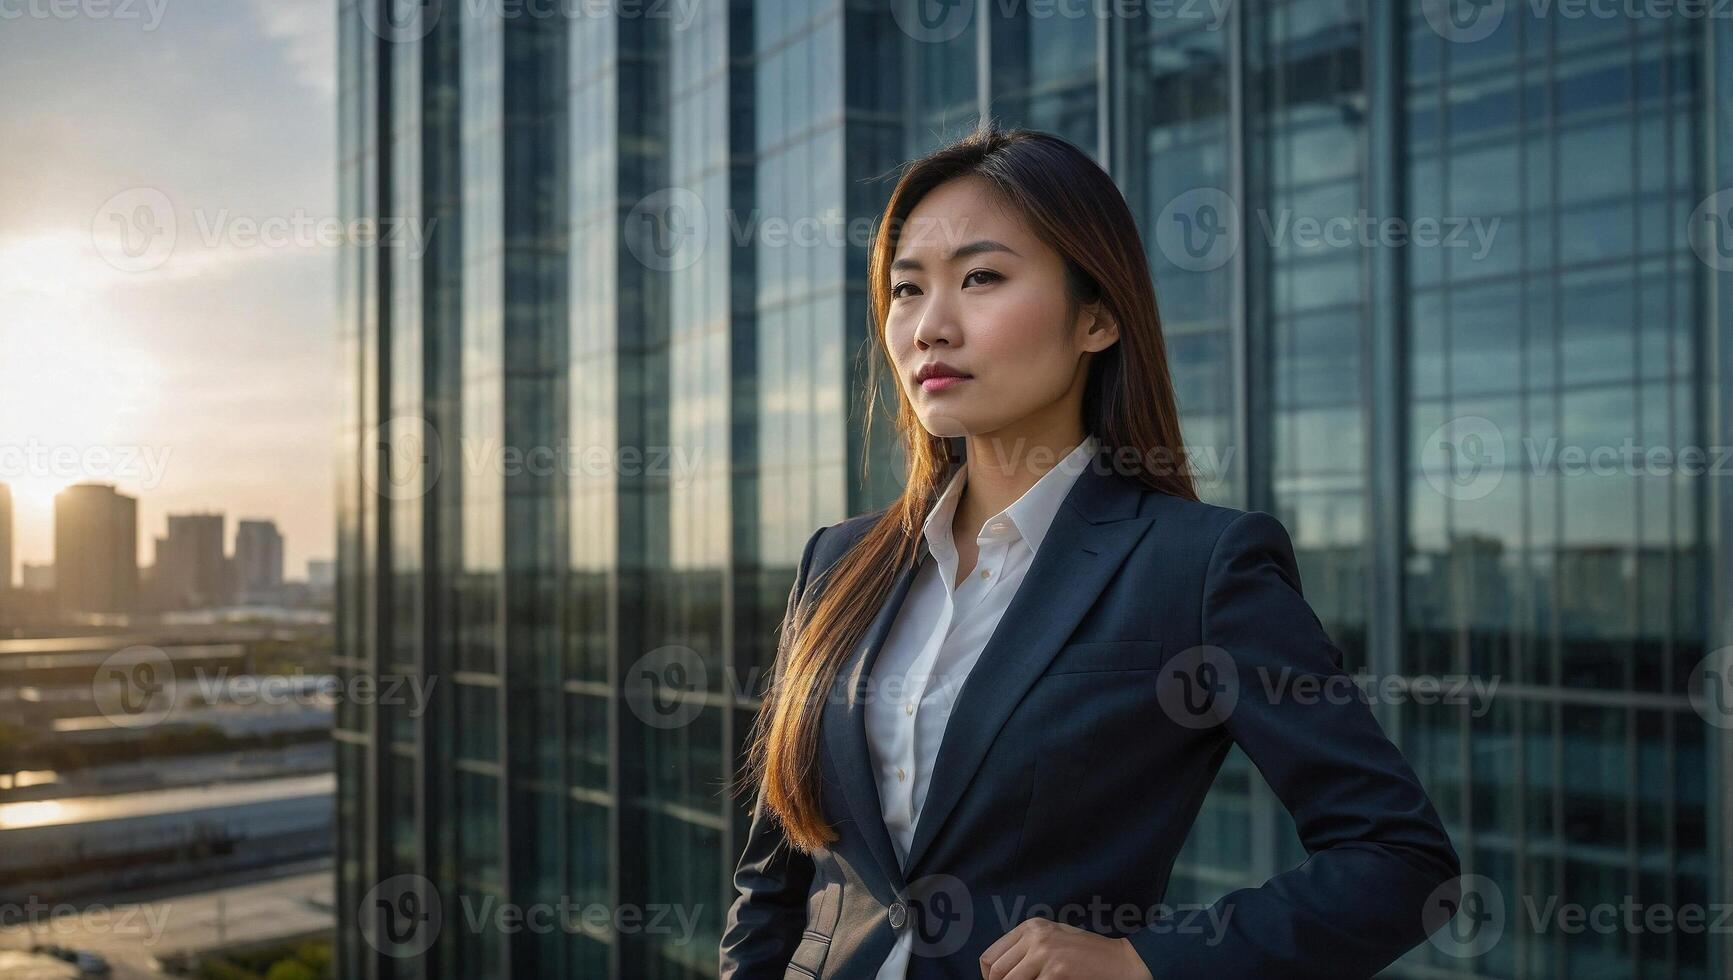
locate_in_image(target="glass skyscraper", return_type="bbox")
[336,1,1733,976]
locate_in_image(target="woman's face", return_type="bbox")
[884,175,1118,443]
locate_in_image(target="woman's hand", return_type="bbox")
[978,915,1155,980]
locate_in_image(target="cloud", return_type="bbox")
[247,0,335,99]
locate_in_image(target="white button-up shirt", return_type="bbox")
[865,433,1101,980]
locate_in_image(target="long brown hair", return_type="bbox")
[738,120,1198,853]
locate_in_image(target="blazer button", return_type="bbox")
[888,902,907,929]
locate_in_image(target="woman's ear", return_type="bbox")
[1079,301,1120,352]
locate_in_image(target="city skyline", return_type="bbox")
[0,479,322,600]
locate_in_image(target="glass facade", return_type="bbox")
[337,1,1733,977]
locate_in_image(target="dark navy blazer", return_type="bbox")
[721,447,1461,979]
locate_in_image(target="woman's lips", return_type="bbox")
[920,375,970,392]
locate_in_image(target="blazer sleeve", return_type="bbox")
[719,524,828,980]
[1125,510,1462,980]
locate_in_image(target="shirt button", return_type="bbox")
[905,702,915,715]
[979,568,990,579]
[896,767,906,782]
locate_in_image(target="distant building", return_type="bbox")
[20,562,54,593]
[305,559,334,590]
[52,483,136,615]
[0,481,12,591]
[156,513,228,609]
[234,519,285,602]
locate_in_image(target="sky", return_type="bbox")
[0,1,336,580]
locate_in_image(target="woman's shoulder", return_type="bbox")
[1142,494,1305,596]
[806,506,890,563]
[1140,487,1291,548]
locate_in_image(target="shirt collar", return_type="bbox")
[921,433,1101,559]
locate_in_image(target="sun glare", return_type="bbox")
[0,235,162,488]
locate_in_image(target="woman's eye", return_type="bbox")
[892,271,997,299]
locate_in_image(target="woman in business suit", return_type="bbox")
[721,122,1462,980]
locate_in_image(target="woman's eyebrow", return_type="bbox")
[891,239,1021,272]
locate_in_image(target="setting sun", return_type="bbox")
[0,238,162,482]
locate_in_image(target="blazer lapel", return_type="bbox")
[820,446,1155,895]
[822,537,928,895]
[901,456,1152,877]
